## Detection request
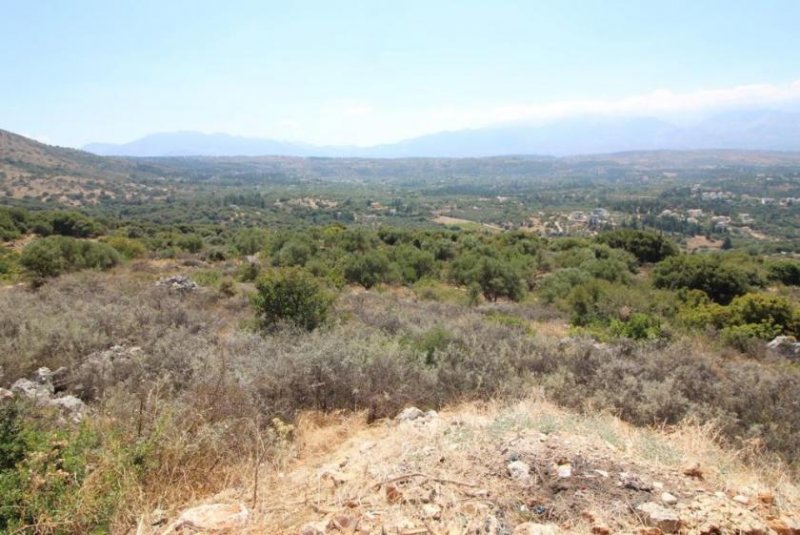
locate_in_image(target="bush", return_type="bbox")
[105,236,147,259]
[597,229,678,264]
[653,254,753,304]
[767,259,800,286]
[20,236,121,278]
[610,312,663,340]
[252,268,334,331]
[344,250,391,289]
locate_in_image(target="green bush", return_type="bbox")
[253,268,334,331]
[653,254,753,304]
[105,236,147,259]
[19,236,121,278]
[767,259,800,286]
[610,312,663,340]
[344,250,391,289]
[597,229,678,264]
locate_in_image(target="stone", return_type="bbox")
[46,395,87,422]
[636,502,681,533]
[767,335,800,359]
[11,378,52,400]
[733,494,750,505]
[175,502,249,531]
[507,460,531,483]
[661,492,678,505]
[395,406,425,421]
[422,504,442,520]
[513,522,562,535]
[621,472,653,491]
[156,275,200,293]
[556,463,572,478]
[594,469,610,478]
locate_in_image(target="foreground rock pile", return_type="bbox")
[2,366,86,422]
[156,275,200,293]
[149,400,800,534]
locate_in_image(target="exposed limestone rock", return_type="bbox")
[636,502,682,533]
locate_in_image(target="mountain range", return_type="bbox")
[83,109,800,158]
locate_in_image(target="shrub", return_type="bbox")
[652,254,753,304]
[105,236,147,259]
[252,268,334,331]
[610,312,663,340]
[597,229,678,264]
[20,236,121,278]
[767,259,800,286]
[344,250,391,289]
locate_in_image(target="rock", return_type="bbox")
[507,460,531,483]
[422,504,442,520]
[46,395,86,422]
[767,335,800,359]
[661,492,678,505]
[33,366,67,390]
[176,502,249,531]
[594,469,610,478]
[513,522,562,535]
[11,378,52,399]
[733,494,750,505]
[156,275,199,293]
[556,463,572,478]
[395,406,424,421]
[327,515,357,531]
[636,502,681,533]
[0,388,13,402]
[621,472,654,491]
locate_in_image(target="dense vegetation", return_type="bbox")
[2,151,800,532]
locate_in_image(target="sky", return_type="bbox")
[2,0,800,148]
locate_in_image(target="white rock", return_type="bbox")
[176,502,249,531]
[594,469,610,478]
[733,494,750,505]
[556,463,572,478]
[11,378,52,400]
[507,460,531,483]
[636,502,681,533]
[47,395,87,422]
[661,492,678,505]
[422,504,442,520]
[395,406,425,421]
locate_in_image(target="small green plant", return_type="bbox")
[252,268,334,331]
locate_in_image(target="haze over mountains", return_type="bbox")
[83,109,800,158]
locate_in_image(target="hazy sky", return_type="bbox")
[2,0,800,148]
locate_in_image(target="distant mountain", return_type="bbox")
[84,131,331,157]
[83,109,800,158]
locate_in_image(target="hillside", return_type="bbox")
[152,398,800,534]
[0,129,167,204]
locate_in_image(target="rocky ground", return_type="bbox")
[138,397,800,535]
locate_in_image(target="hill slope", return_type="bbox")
[0,129,166,204]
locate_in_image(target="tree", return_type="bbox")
[597,229,678,264]
[652,254,751,304]
[252,268,333,331]
[343,251,390,289]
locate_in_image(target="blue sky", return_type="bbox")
[2,0,800,147]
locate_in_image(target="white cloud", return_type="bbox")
[425,79,800,130]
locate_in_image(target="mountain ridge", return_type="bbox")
[82,109,800,158]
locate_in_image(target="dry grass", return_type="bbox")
[142,396,799,534]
